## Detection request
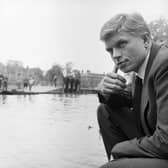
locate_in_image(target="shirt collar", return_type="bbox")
[137,49,151,81]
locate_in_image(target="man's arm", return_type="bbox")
[111,62,168,159]
[97,89,133,108]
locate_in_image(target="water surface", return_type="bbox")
[0,94,106,168]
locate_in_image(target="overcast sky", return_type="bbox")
[0,0,167,73]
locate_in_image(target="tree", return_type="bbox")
[45,64,63,84]
[28,67,44,84]
[148,17,168,42]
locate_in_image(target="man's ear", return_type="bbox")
[143,34,151,50]
[143,33,150,44]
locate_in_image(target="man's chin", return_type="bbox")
[119,63,136,73]
[119,67,130,73]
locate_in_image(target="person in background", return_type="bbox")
[23,78,29,91]
[53,75,57,88]
[73,70,81,92]
[28,76,35,92]
[17,73,22,90]
[0,74,4,90]
[2,76,8,91]
[97,13,168,168]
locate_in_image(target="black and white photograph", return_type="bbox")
[0,0,167,167]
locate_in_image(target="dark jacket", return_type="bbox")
[99,43,168,159]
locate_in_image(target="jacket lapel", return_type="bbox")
[140,43,161,133]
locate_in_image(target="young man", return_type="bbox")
[97,13,168,168]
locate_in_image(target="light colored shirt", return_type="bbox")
[137,47,151,82]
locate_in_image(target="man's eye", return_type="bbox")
[119,42,127,48]
[106,48,113,55]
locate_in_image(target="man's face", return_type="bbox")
[105,31,147,73]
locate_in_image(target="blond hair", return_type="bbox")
[100,13,151,41]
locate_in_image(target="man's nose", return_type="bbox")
[112,48,121,61]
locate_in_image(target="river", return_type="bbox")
[0,94,107,168]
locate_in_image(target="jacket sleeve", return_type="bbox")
[97,89,133,108]
[112,62,168,159]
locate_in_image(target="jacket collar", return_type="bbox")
[143,42,161,84]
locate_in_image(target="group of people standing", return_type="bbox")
[17,75,35,92]
[22,76,35,92]
[63,70,81,93]
[0,74,8,91]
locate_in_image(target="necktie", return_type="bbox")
[133,76,143,133]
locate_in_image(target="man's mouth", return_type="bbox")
[117,61,127,67]
[116,60,129,69]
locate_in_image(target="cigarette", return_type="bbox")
[113,65,118,73]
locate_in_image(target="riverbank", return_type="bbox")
[0,85,97,95]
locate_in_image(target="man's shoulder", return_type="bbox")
[152,44,168,68]
[150,44,168,78]
[158,44,168,55]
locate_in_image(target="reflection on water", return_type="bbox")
[0,94,106,168]
[0,94,7,104]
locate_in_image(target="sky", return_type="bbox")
[0,0,167,73]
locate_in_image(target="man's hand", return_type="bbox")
[97,72,127,96]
